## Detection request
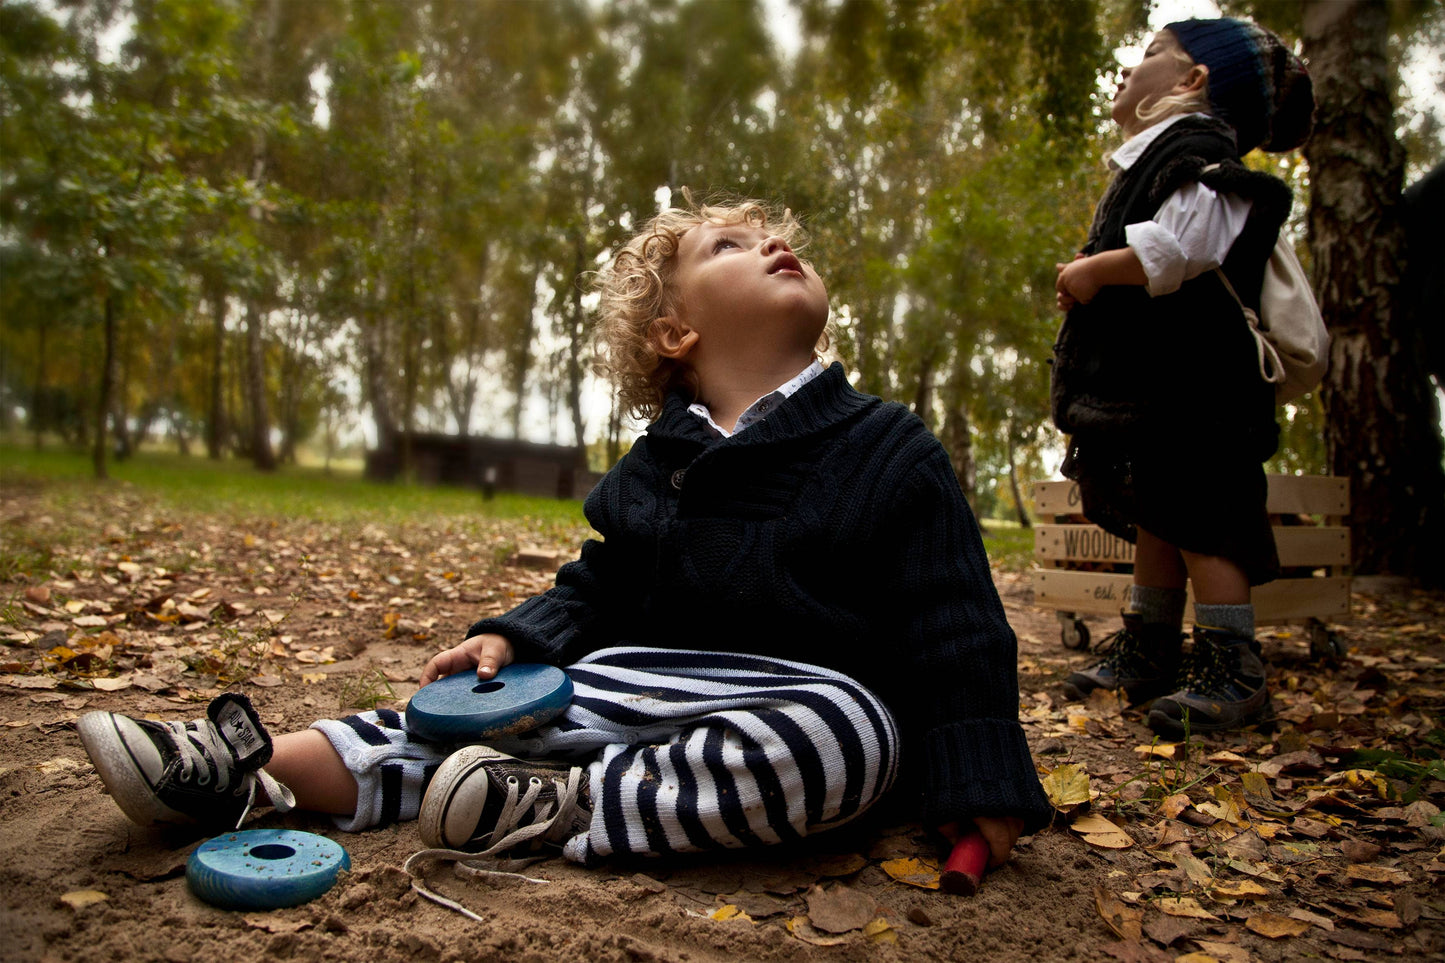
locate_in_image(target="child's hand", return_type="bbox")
[938,816,1025,869]
[1055,255,1101,309]
[418,633,515,688]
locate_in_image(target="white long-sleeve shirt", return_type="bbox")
[1110,113,1253,296]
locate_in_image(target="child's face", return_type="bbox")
[666,219,829,363]
[1111,30,1196,135]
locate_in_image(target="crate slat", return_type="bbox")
[1034,524,1349,567]
[1034,570,1351,623]
[1033,475,1350,519]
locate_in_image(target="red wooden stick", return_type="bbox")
[939,830,989,896]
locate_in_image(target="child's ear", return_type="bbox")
[1179,64,1209,94]
[651,316,699,360]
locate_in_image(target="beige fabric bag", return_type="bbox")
[1214,233,1330,404]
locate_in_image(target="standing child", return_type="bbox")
[79,195,1051,886]
[1051,19,1314,737]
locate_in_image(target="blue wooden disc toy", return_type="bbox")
[187,829,350,911]
[405,663,573,743]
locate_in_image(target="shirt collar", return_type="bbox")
[687,360,826,438]
[1109,112,1208,172]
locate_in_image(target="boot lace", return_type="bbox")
[1091,624,1148,674]
[1175,636,1237,698]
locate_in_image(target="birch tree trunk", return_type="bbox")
[1302,0,1445,584]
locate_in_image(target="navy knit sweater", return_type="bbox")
[470,363,1053,833]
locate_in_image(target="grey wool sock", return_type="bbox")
[1192,603,1255,639]
[1128,584,1187,628]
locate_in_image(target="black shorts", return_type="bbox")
[1062,431,1280,586]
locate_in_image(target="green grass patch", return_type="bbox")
[980,519,1034,572]
[1,443,587,525]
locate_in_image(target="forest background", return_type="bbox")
[1,0,1442,583]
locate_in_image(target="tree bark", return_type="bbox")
[205,279,227,459]
[243,299,277,470]
[1302,0,1445,584]
[565,231,589,469]
[1006,430,1031,529]
[92,293,117,480]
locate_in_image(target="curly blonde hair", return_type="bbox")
[593,192,829,421]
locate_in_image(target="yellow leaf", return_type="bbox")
[60,890,108,910]
[1134,742,1176,759]
[1041,762,1092,809]
[301,673,327,684]
[1167,851,1214,887]
[1245,912,1311,938]
[1191,941,1252,963]
[1071,814,1134,849]
[1157,897,1219,920]
[863,918,896,943]
[879,857,939,890]
[90,676,132,692]
[1212,879,1269,900]
[710,904,749,922]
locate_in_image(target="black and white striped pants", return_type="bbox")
[312,647,899,862]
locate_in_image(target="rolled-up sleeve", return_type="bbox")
[1125,181,1252,296]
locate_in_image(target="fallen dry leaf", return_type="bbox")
[1156,897,1218,920]
[1211,879,1269,900]
[786,916,851,946]
[709,904,749,922]
[59,890,108,910]
[1344,864,1410,886]
[1072,813,1134,849]
[879,857,938,890]
[1189,940,1252,963]
[1094,886,1143,941]
[1133,742,1176,760]
[804,883,875,934]
[1245,912,1311,938]
[1041,762,1092,810]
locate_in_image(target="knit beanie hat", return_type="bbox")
[1165,17,1314,154]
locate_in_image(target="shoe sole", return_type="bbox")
[77,712,191,826]
[1146,702,1273,739]
[418,744,512,849]
[1062,679,1170,707]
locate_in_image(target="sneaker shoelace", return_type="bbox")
[166,720,295,827]
[404,766,586,921]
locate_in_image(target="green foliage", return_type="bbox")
[4,0,1434,505]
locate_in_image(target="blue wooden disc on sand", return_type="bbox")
[406,663,573,743]
[187,829,350,911]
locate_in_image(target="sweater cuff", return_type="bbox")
[921,719,1054,835]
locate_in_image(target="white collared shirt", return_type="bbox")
[687,360,826,438]
[1112,113,1253,297]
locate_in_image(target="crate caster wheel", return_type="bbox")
[1308,622,1347,660]
[1059,615,1091,651]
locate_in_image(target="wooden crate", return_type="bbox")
[1033,475,1350,651]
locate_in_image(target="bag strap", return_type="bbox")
[1214,265,1286,385]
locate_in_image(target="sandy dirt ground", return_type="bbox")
[1,550,1441,962]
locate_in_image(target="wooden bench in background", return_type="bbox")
[1032,475,1350,658]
